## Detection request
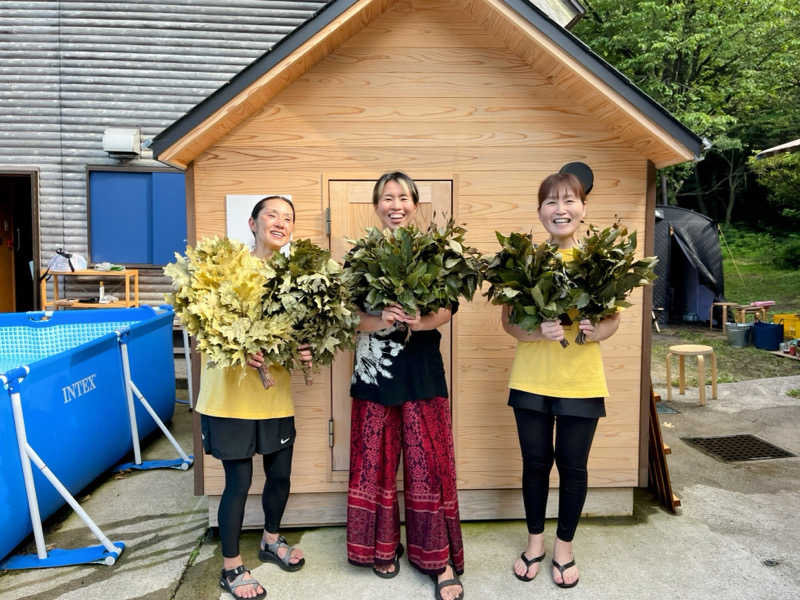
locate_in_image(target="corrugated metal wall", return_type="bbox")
[0,0,326,305]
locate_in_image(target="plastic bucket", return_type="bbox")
[752,321,784,351]
[726,323,751,348]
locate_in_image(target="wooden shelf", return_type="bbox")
[769,350,800,361]
[41,269,139,310]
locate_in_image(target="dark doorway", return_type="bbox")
[0,173,38,312]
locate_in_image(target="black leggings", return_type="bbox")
[513,407,598,542]
[218,445,294,558]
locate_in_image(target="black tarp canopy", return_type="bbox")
[653,206,725,324]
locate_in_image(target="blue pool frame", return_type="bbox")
[0,306,177,563]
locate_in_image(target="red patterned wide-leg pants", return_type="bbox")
[346,396,465,575]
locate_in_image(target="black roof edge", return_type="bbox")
[513,0,703,157]
[151,0,360,158]
[153,0,703,162]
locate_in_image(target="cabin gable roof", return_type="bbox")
[151,0,703,169]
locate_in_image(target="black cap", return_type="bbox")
[559,162,594,195]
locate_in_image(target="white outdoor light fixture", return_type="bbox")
[102,128,141,158]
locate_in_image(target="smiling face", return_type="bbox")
[538,183,586,249]
[249,197,295,253]
[374,178,418,230]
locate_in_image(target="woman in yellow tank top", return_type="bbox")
[196,196,311,600]
[503,173,620,589]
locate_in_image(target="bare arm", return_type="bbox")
[404,306,452,332]
[501,305,543,342]
[578,312,621,342]
[356,307,401,333]
[501,305,565,343]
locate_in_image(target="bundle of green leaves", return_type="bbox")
[568,223,658,344]
[344,217,484,320]
[164,237,294,386]
[484,231,574,346]
[265,238,360,382]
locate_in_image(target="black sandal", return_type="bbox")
[514,551,545,582]
[373,543,404,579]
[552,557,579,588]
[430,561,464,600]
[219,565,267,600]
[259,535,305,572]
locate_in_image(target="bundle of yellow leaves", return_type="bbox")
[164,237,293,382]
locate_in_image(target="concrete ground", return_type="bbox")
[1,375,799,600]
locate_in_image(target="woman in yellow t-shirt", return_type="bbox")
[196,196,311,600]
[503,173,620,589]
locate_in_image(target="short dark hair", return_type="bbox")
[372,171,419,206]
[538,173,586,208]
[250,195,295,223]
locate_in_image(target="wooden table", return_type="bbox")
[40,269,139,310]
[709,301,739,334]
[735,305,767,325]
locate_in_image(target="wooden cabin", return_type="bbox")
[152,0,702,527]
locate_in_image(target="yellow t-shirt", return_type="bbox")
[195,359,293,420]
[507,248,610,399]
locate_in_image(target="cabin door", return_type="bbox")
[328,179,453,472]
[0,198,14,312]
[0,173,37,312]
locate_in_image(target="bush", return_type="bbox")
[720,224,800,268]
[719,225,774,261]
[773,239,800,269]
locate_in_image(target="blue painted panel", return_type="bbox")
[151,172,187,265]
[90,172,152,263]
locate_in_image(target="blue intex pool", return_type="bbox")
[0,306,175,561]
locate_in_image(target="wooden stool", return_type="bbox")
[665,344,718,406]
[709,301,739,334]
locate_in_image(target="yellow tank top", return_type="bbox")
[195,360,293,420]
[507,248,610,398]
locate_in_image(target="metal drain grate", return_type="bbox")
[682,434,796,463]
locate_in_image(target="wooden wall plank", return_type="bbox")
[280,72,556,99]
[314,46,534,74]
[252,99,593,124]
[197,147,643,173]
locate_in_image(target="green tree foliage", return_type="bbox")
[748,152,800,224]
[574,0,800,223]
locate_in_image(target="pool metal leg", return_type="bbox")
[115,337,194,472]
[0,368,125,570]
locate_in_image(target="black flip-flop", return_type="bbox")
[514,551,545,582]
[373,543,404,579]
[430,561,464,600]
[552,557,579,588]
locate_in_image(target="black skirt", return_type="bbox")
[200,414,295,460]
[508,389,606,419]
